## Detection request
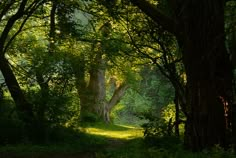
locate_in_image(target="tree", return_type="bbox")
[225,0,236,146]
[102,2,186,136]
[0,1,82,141]
[0,0,47,123]
[125,15,186,136]
[55,1,132,123]
[127,0,233,150]
[71,24,129,123]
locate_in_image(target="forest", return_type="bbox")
[0,0,236,158]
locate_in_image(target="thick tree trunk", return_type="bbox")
[76,52,107,122]
[75,53,128,123]
[184,80,228,150]
[87,61,106,116]
[0,56,33,122]
[130,0,233,151]
[79,69,106,122]
[73,56,95,121]
[79,90,98,121]
[180,0,233,150]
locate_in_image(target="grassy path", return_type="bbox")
[84,124,143,139]
[0,124,146,158]
[1,124,234,158]
[82,123,147,158]
[84,124,147,158]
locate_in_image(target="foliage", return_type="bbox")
[79,111,102,123]
[0,0,235,155]
[141,103,185,147]
[0,91,80,144]
[0,93,26,144]
[29,89,80,126]
[111,66,175,126]
[111,88,151,126]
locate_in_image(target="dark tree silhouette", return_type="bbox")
[129,0,233,150]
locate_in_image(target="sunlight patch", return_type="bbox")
[85,126,143,139]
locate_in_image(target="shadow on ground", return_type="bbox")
[0,124,146,158]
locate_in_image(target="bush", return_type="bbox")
[142,118,170,138]
[140,104,184,149]
[80,112,102,124]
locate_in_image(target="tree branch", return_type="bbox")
[3,0,46,54]
[0,0,46,55]
[107,83,129,110]
[129,0,178,35]
[0,1,15,22]
[0,0,28,54]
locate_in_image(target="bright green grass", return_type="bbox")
[83,123,143,139]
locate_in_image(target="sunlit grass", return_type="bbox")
[83,123,143,139]
[2,122,236,158]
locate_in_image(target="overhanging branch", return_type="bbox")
[129,0,178,35]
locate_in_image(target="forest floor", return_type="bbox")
[0,124,146,158]
[1,124,234,158]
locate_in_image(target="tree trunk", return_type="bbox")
[74,52,128,123]
[87,55,106,116]
[73,55,96,122]
[35,70,49,121]
[79,90,98,122]
[76,52,107,122]
[179,0,233,150]
[35,0,57,122]
[174,90,180,137]
[130,0,233,151]
[0,56,33,123]
[78,69,106,122]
